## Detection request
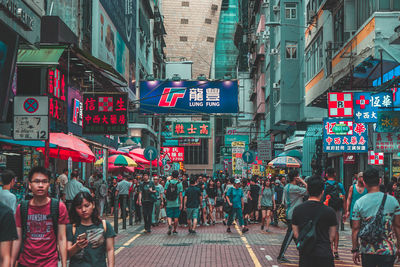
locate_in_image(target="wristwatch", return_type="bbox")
[351,248,359,253]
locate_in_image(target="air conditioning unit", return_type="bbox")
[273,82,280,88]
[270,48,279,55]
[273,5,280,12]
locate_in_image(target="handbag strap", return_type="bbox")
[377,193,387,216]
[286,184,291,217]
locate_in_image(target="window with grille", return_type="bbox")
[184,139,209,164]
[206,37,215,42]
[211,4,218,10]
[205,18,212,24]
[180,36,188,41]
[286,42,297,59]
[182,1,189,7]
[285,3,297,19]
[181,18,189,24]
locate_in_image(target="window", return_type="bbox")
[181,1,189,7]
[305,32,323,81]
[211,4,218,11]
[205,18,212,24]
[285,3,297,19]
[333,5,344,49]
[184,139,208,165]
[180,36,188,41]
[206,37,215,42]
[285,42,297,59]
[181,18,189,24]
[273,88,280,105]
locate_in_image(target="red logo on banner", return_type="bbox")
[328,93,353,117]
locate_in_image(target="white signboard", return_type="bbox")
[13,116,49,140]
[258,140,272,161]
[14,96,49,116]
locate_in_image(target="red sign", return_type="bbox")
[368,151,384,165]
[47,68,67,124]
[328,92,353,117]
[161,147,184,162]
[343,153,356,164]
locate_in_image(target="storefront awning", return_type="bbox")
[0,139,56,148]
[17,47,67,66]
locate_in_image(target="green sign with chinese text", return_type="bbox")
[172,122,211,138]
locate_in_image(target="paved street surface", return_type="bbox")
[108,218,400,267]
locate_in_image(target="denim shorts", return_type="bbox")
[186,208,199,220]
[166,207,181,219]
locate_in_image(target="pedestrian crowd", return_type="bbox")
[1,166,400,267]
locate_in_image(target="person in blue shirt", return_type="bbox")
[226,179,249,234]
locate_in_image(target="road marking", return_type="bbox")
[265,255,273,261]
[260,248,265,251]
[234,224,262,267]
[115,230,145,255]
[272,265,279,267]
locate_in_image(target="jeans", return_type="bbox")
[142,202,154,231]
[98,197,105,217]
[152,199,161,224]
[227,207,244,227]
[299,255,334,267]
[119,195,128,219]
[278,219,294,259]
[361,254,396,267]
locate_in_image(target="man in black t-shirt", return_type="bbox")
[248,178,261,221]
[292,175,337,267]
[184,179,202,233]
[138,173,156,233]
[0,202,18,266]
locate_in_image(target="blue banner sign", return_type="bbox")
[353,92,393,122]
[376,111,400,133]
[323,118,368,153]
[139,80,238,114]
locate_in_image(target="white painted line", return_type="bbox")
[265,255,273,261]
[260,248,265,250]
[272,265,279,267]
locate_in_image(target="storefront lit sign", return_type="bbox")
[171,121,211,138]
[82,92,128,134]
[72,98,83,126]
[0,0,34,30]
[354,92,393,122]
[323,118,368,153]
[161,147,184,162]
[373,133,400,153]
[47,68,67,123]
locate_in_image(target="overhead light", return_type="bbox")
[146,75,155,81]
[172,74,181,81]
[197,74,207,81]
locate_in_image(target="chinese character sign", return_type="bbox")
[83,93,128,135]
[354,92,393,122]
[376,111,400,133]
[328,93,353,117]
[368,151,384,165]
[139,81,238,114]
[373,133,400,153]
[47,68,67,124]
[171,122,211,138]
[323,118,368,153]
[161,147,184,162]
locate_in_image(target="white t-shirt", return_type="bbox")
[0,187,17,213]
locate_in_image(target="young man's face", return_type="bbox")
[234,183,240,189]
[143,174,149,181]
[153,177,159,184]
[29,172,50,197]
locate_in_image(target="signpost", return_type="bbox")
[242,150,255,180]
[144,146,158,178]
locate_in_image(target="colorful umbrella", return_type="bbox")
[37,133,95,163]
[268,156,302,168]
[108,166,136,173]
[95,154,137,167]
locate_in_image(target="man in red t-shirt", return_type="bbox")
[11,166,69,267]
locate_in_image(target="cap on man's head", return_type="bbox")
[234,179,241,184]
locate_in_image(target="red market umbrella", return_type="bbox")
[268,156,301,168]
[37,133,95,163]
[108,166,136,173]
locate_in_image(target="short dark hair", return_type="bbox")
[28,166,50,182]
[363,168,380,187]
[63,168,68,173]
[172,170,179,178]
[1,169,15,185]
[71,171,79,179]
[190,179,196,185]
[287,170,299,182]
[306,175,325,196]
[326,167,335,178]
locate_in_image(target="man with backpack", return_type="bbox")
[351,168,400,267]
[322,167,346,260]
[292,175,337,267]
[11,166,69,267]
[164,171,183,235]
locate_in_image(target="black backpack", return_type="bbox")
[324,181,343,211]
[166,181,179,201]
[20,198,59,252]
[296,208,324,254]
[358,194,387,244]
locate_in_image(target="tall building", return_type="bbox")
[162,0,222,78]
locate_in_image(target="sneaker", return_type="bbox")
[204,223,210,226]
[188,228,192,233]
[173,230,178,234]
[212,221,216,225]
[226,227,231,233]
[265,229,270,233]
[192,230,197,234]
[167,225,172,235]
[277,256,290,263]
[223,221,226,226]
[334,252,339,260]
[242,227,249,233]
[261,225,264,230]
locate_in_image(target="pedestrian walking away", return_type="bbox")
[345,172,367,228]
[0,201,18,266]
[165,171,183,235]
[292,175,337,267]
[138,173,157,233]
[184,178,203,234]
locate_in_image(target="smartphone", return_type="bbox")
[77,233,87,240]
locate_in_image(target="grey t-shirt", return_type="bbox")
[116,180,132,196]
[260,187,275,207]
[0,187,17,213]
[65,179,90,201]
[283,184,307,220]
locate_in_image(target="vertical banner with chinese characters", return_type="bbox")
[373,133,400,153]
[47,68,68,132]
[82,93,128,135]
[376,111,400,133]
[353,92,393,122]
[232,141,245,176]
[323,118,368,153]
[171,122,211,138]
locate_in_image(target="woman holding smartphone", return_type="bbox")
[67,191,116,267]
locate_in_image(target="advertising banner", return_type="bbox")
[83,93,128,134]
[257,140,272,161]
[323,118,368,153]
[225,135,249,146]
[373,132,400,153]
[232,142,245,176]
[161,147,184,162]
[376,111,400,133]
[172,122,211,138]
[178,138,201,146]
[353,92,393,122]
[139,80,239,114]
[368,151,384,165]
